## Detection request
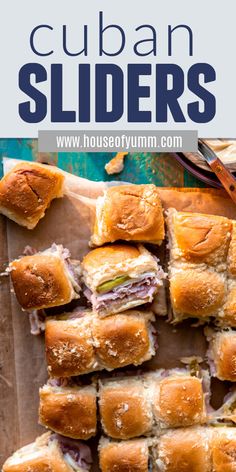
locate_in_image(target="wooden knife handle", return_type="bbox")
[210,159,236,205]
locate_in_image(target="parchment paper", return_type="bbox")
[1,158,236,468]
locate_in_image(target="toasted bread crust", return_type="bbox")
[39,384,97,439]
[82,244,141,272]
[45,317,96,377]
[0,162,64,229]
[10,254,74,310]
[170,210,232,265]
[155,376,206,427]
[93,311,153,369]
[91,184,164,246]
[211,331,236,381]
[170,269,226,319]
[156,427,211,472]
[99,439,149,472]
[99,380,152,439]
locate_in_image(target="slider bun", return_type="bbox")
[94,310,154,369]
[170,269,225,320]
[157,427,211,472]
[227,221,236,276]
[210,331,236,381]
[82,243,159,292]
[171,210,231,264]
[2,433,72,472]
[83,244,141,271]
[0,162,64,229]
[39,384,97,439]
[45,317,96,377]
[99,379,152,439]
[221,284,236,327]
[154,376,205,427]
[10,254,75,310]
[211,427,236,472]
[91,184,164,247]
[99,438,149,472]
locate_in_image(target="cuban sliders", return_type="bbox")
[2,432,92,472]
[39,378,97,440]
[0,161,64,229]
[99,426,236,472]
[82,243,165,317]
[98,369,208,440]
[45,309,156,377]
[9,244,81,310]
[90,184,165,247]
[166,208,236,326]
[206,328,236,382]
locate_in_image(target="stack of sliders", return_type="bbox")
[3,166,236,471]
[38,368,236,441]
[45,309,156,376]
[166,208,236,326]
[99,426,236,471]
[3,180,167,471]
[3,426,236,471]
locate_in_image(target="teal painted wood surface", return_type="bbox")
[0,138,206,187]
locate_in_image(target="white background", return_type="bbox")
[0,0,236,137]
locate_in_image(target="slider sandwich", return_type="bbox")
[206,328,236,382]
[152,426,212,472]
[2,432,92,472]
[39,378,97,440]
[0,161,64,229]
[99,437,150,472]
[99,369,208,440]
[45,309,156,377]
[99,427,236,471]
[9,244,81,310]
[166,208,231,323]
[82,244,165,317]
[90,184,165,247]
[39,368,224,442]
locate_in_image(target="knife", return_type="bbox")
[198,139,236,204]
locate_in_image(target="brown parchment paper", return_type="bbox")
[1,158,236,468]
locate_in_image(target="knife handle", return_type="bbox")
[210,159,236,204]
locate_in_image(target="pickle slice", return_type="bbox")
[97,275,130,293]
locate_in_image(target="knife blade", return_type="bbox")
[198,139,236,204]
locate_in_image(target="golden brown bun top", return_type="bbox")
[211,428,236,472]
[157,427,210,472]
[39,383,97,440]
[91,184,165,246]
[45,316,96,377]
[170,268,225,318]
[99,438,149,472]
[2,433,72,472]
[10,254,74,310]
[212,331,236,381]
[83,244,141,270]
[99,379,151,439]
[82,244,159,291]
[157,376,205,427]
[221,283,236,328]
[228,221,236,276]
[94,310,154,369]
[0,162,64,229]
[170,209,232,265]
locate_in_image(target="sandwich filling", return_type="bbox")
[49,434,92,471]
[45,243,81,295]
[84,268,165,315]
